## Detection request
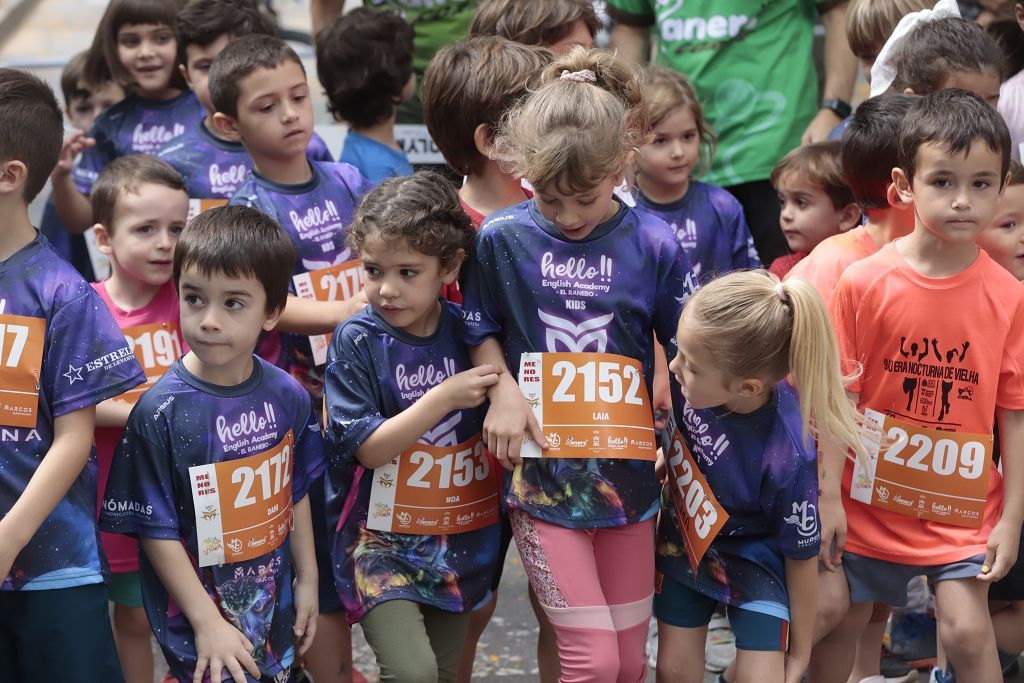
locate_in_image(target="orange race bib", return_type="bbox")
[517,352,657,460]
[665,425,729,573]
[850,409,992,528]
[190,431,295,567]
[367,434,500,535]
[115,323,183,405]
[186,198,228,222]
[293,259,364,366]
[0,313,46,428]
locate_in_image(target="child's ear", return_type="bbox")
[262,304,283,333]
[441,249,465,285]
[93,224,113,255]
[735,377,766,398]
[903,87,917,96]
[212,112,242,142]
[838,203,862,232]
[892,167,914,204]
[179,64,194,91]
[472,123,492,158]
[0,160,28,197]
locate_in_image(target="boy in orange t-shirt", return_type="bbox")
[817,89,1024,683]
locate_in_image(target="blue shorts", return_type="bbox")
[654,571,790,652]
[843,552,985,606]
[309,475,344,614]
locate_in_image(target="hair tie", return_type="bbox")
[775,282,789,304]
[869,0,960,98]
[559,69,596,84]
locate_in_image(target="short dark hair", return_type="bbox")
[891,17,1004,94]
[470,0,599,47]
[841,92,916,210]
[84,0,187,89]
[174,205,295,315]
[771,141,855,211]
[348,171,474,272]
[0,69,63,203]
[208,34,304,119]
[422,36,550,176]
[60,51,90,106]
[176,0,278,68]
[92,155,186,229]
[898,88,1011,187]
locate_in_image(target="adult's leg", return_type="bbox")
[722,179,787,265]
[422,605,472,683]
[360,600,439,683]
[932,578,1001,682]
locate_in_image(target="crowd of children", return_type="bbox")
[1,1,1024,683]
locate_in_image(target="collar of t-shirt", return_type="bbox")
[637,182,702,213]
[0,230,45,274]
[527,199,628,243]
[198,118,245,154]
[367,298,452,346]
[171,356,263,397]
[250,162,320,194]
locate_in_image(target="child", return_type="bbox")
[462,47,697,681]
[211,34,371,389]
[997,1,1024,161]
[100,205,326,683]
[768,141,861,278]
[157,0,334,203]
[89,155,189,683]
[469,0,599,54]
[846,0,934,84]
[315,7,415,185]
[634,66,760,284]
[324,171,502,683]
[977,160,1024,281]
[655,271,866,683]
[0,68,145,681]
[51,0,201,235]
[814,89,1024,683]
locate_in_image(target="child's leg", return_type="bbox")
[932,577,1000,682]
[421,605,472,683]
[847,603,890,682]
[529,583,562,683]
[991,600,1024,653]
[808,565,869,683]
[729,606,788,683]
[360,600,440,683]
[655,621,708,683]
[458,591,497,682]
[108,571,154,683]
[304,611,355,683]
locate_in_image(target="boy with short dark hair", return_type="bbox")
[315,7,415,185]
[469,0,599,53]
[0,68,145,682]
[101,204,326,683]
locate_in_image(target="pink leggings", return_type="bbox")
[510,509,654,683]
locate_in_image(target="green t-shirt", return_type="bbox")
[608,0,820,186]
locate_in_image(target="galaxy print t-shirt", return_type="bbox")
[156,121,334,200]
[657,382,820,621]
[462,200,697,528]
[100,358,326,681]
[323,303,500,624]
[73,91,202,194]
[635,180,760,284]
[1,233,145,591]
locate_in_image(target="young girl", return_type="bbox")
[52,0,201,234]
[634,67,760,284]
[656,271,865,683]
[323,172,503,682]
[462,47,697,681]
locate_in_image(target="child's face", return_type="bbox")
[896,140,1005,246]
[116,23,177,96]
[360,235,459,337]
[182,33,233,115]
[777,173,856,254]
[67,80,125,131]
[546,19,594,55]
[941,69,1002,109]
[977,184,1024,281]
[670,315,737,411]
[636,106,700,194]
[229,60,313,162]
[534,172,622,241]
[96,183,188,289]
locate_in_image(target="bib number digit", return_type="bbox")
[0,323,29,367]
[882,425,986,480]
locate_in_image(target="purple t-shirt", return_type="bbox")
[73,91,202,194]
[1,233,145,591]
[323,303,500,623]
[462,200,698,528]
[100,357,326,681]
[156,121,335,200]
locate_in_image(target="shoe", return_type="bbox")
[999,650,1020,678]
[705,614,736,673]
[889,612,938,664]
[880,647,915,678]
[929,667,954,683]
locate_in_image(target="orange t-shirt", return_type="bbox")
[785,226,877,304]
[831,242,1024,564]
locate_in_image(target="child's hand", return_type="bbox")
[192,615,261,683]
[292,576,319,657]
[483,378,547,470]
[52,131,94,178]
[339,291,368,322]
[654,447,667,483]
[817,494,846,571]
[436,364,502,411]
[979,518,1022,582]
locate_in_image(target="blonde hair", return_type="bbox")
[846,0,933,59]
[641,66,716,178]
[682,271,866,465]
[492,46,650,193]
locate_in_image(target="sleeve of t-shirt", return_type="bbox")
[72,118,116,194]
[830,272,863,394]
[461,230,505,347]
[291,394,328,502]
[766,430,821,560]
[308,133,335,163]
[334,162,374,207]
[997,292,1024,410]
[727,202,761,270]
[605,0,655,26]
[653,230,697,351]
[323,327,387,467]
[46,288,146,416]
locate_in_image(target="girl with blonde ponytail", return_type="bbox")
[656,270,864,683]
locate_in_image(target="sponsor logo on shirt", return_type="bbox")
[209,163,248,195]
[680,402,729,465]
[215,401,279,453]
[0,427,42,442]
[537,310,614,353]
[102,498,154,518]
[289,200,340,239]
[656,2,755,44]
[132,122,186,154]
[539,252,613,304]
[395,357,456,402]
[784,500,818,538]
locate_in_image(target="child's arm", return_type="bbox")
[141,537,262,683]
[0,406,95,580]
[469,338,548,469]
[289,494,318,656]
[818,394,857,572]
[783,556,818,683]
[355,364,501,469]
[981,407,1024,581]
[49,131,96,234]
[276,293,368,336]
[95,397,135,428]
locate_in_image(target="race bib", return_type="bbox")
[293,259,364,366]
[850,409,992,528]
[186,198,228,222]
[190,431,295,567]
[665,425,728,573]
[116,323,183,405]
[517,352,657,460]
[0,313,45,427]
[367,435,500,535]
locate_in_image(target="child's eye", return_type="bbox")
[578,198,596,206]
[400,268,418,278]
[653,136,666,145]
[170,224,185,235]
[933,179,951,188]
[135,224,153,233]
[292,93,307,103]
[120,37,140,48]
[155,33,173,45]
[185,294,203,306]
[225,298,244,310]
[1001,221,1018,230]
[796,199,808,209]
[974,180,991,189]
[363,265,380,278]
[683,132,697,141]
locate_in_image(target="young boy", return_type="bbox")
[90,155,189,683]
[0,68,145,681]
[469,0,599,54]
[156,0,333,205]
[315,7,415,185]
[768,140,861,278]
[978,160,1024,282]
[100,205,326,683]
[818,88,1024,683]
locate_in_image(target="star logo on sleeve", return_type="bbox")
[64,363,84,385]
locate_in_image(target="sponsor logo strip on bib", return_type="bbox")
[292,259,364,366]
[367,434,500,535]
[665,425,728,573]
[0,313,45,428]
[116,322,183,405]
[850,409,991,528]
[518,352,657,460]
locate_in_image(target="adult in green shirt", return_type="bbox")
[608,0,857,263]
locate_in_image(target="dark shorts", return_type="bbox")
[309,475,344,614]
[843,552,984,606]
